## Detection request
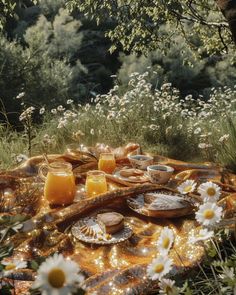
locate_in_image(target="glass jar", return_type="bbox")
[98,153,116,174]
[85,170,107,197]
[39,161,76,205]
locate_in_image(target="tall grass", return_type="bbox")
[1,71,236,170]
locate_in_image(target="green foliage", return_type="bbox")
[65,0,231,54]
[118,26,236,96]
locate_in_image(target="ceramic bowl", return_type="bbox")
[128,155,154,170]
[147,165,174,184]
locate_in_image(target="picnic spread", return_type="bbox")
[0,143,235,294]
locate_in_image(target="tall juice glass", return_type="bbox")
[39,161,76,205]
[98,153,116,174]
[86,170,107,197]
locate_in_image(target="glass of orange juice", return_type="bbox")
[39,161,76,206]
[85,170,107,197]
[98,153,116,174]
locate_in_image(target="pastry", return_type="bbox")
[97,212,124,234]
[120,168,144,177]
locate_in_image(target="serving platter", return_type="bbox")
[71,216,133,245]
[127,189,196,218]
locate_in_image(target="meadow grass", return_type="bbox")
[1,72,236,172]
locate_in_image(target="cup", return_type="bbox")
[128,155,154,170]
[98,153,116,174]
[39,161,76,205]
[85,170,107,197]
[147,165,174,184]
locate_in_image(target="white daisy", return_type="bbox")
[33,253,84,295]
[159,278,179,295]
[157,227,174,255]
[195,202,223,227]
[188,228,214,244]
[2,259,27,276]
[177,180,197,194]
[147,256,173,281]
[198,182,221,202]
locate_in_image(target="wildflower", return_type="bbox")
[219,134,230,143]
[198,182,221,203]
[57,119,67,129]
[157,227,174,255]
[32,253,84,295]
[51,109,57,115]
[165,126,172,135]
[16,92,25,99]
[84,104,90,112]
[42,134,56,148]
[57,105,65,112]
[39,107,45,115]
[149,124,159,130]
[188,228,214,244]
[2,259,27,276]
[19,107,35,121]
[147,256,173,281]
[177,180,197,194]
[67,99,73,105]
[194,127,201,135]
[195,202,223,227]
[16,154,28,163]
[72,131,85,141]
[198,143,212,149]
[107,111,116,120]
[90,128,95,135]
[159,278,179,295]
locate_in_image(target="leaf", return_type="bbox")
[30,260,39,271]
[0,214,28,227]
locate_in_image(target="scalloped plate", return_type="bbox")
[71,216,133,245]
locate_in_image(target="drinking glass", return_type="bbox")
[39,161,76,205]
[85,170,107,197]
[98,153,116,174]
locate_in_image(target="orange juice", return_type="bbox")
[86,170,107,197]
[98,153,116,174]
[44,172,76,205]
[39,161,76,205]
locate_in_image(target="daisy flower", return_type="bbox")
[198,182,221,202]
[157,227,174,255]
[147,256,173,281]
[159,278,179,295]
[195,202,223,227]
[177,180,197,194]
[188,228,214,244]
[2,259,27,276]
[33,253,84,295]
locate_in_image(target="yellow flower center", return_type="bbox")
[5,263,16,271]
[48,268,66,289]
[162,237,170,249]
[154,263,164,273]
[207,187,216,197]
[183,185,192,193]
[203,209,215,219]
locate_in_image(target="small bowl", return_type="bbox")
[128,155,154,170]
[147,165,174,184]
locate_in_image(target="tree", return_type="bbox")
[65,0,236,54]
